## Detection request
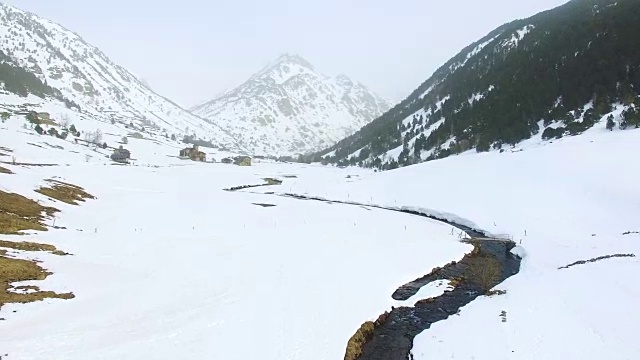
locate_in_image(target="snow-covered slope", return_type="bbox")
[0,109,638,359]
[191,53,392,156]
[0,3,239,149]
[262,123,640,359]
[313,0,640,170]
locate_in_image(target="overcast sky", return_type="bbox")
[5,0,568,107]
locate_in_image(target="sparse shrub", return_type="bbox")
[464,254,502,293]
[58,114,70,129]
[94,129,103,144]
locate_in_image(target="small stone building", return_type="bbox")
[111,146,131,163]
[179,144,206,162]
[233,156,252,166]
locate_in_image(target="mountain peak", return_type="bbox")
[335,74,354,87]
[192,53,392,156]
[273,53,314,70]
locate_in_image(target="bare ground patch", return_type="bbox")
[0,249,74,310]
[0,240,70,256]
[35,179,95,205]
[0,190,59,235]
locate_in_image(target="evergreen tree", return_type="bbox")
[606,115,615,131]
[34,124,44,135]
[26,111,40,124]
[476,136,491,152]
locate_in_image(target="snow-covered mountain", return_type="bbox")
[0,3,239,149]
[311,0,640,169]
[191,53,392,156]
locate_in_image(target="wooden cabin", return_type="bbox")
[179,144,206,162]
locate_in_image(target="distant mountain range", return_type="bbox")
[191,53,392,156]
[306,0,640,169]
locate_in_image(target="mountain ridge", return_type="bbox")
[306,0,640,169]
[0,2,241,150]
[191,53,392,156]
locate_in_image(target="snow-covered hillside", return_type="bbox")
[260,123,640,359]
[313,0,640,170]
[191,53,392,156]
[0,3,239,149]
[1,109,639,359]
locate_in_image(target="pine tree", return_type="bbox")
[34,124,44,135]
[606,115,615,131]
[26,111,39,124]
[476,136,491,152]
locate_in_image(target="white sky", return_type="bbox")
[4,0,568,107]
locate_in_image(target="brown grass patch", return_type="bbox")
[415,297,437,306]
[0,165,13,174]
[0,252,74,310]
[35,179,95,205]
[464,253,502,293]
[0,240,70,256]
[39,119,58,126]
[263,178,283,185]
[0,190,59,235]
[344,311,390,360]
[449,276,465,288]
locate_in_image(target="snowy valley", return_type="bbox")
[1,104,639,359]
[1,0,640,359]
